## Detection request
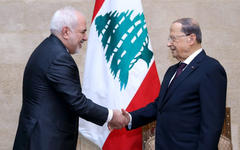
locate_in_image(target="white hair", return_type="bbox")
[50,6,78,35]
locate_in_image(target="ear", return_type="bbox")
[188,34,196,45]
[61,26,71,40]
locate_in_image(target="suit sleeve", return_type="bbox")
[198,62,227,150]
[46,53,108,126]
[129,95,160,130]
[129,66,173,130]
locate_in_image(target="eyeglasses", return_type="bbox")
[168,34,190,43]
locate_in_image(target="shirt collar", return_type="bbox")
[182,48,202,65]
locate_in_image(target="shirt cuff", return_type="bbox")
[107,109,113,122]
[127,113,132,130]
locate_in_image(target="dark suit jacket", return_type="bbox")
[130,50,227,150]
[13,34,108,150]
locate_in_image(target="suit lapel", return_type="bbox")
[158,64,178,109]
[159,50,207,111]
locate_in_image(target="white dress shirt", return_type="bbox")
[168,48,203,86]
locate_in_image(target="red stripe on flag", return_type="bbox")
[91,0,105,22]
[127,62,160,112]
[103,62,160,150]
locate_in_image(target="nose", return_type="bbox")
[167,37,173,47]
[167,40,172,47]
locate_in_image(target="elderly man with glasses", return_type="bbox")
[116,18,227,150]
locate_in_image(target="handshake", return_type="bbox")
[108,109,130,131]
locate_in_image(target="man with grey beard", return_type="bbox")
[13,6,127,150]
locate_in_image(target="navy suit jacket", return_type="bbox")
[130,50,227,150]
[13,34,108,150]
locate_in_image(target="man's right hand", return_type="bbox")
[107,109,130,131]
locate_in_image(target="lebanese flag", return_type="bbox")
[78,0,160,149]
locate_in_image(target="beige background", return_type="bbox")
[0,0,239,149]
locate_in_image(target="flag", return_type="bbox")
[78,0,160,149]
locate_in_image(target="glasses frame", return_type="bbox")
[168,34,191,43]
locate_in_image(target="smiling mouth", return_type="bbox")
[79,41,84,47]
[80,40,84,45]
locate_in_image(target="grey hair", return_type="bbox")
[173,18,202,43]
[50,6,78,35]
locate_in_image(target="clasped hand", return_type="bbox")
[108,109,130,131]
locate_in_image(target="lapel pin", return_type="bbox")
[191,66,195,69]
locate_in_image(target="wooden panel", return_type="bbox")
[222,107,231,139]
